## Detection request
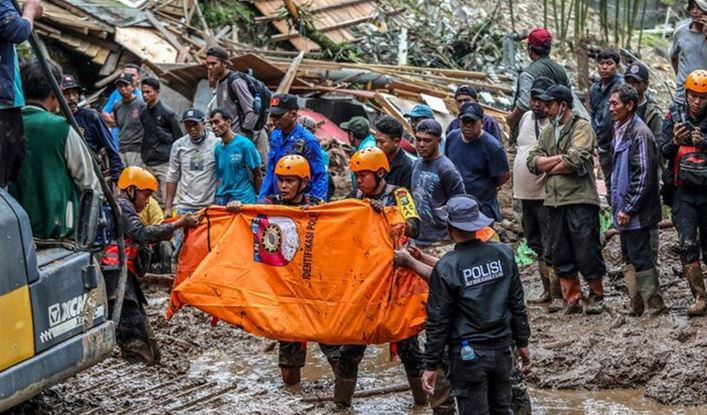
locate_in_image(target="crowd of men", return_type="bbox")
[2,0,707,412]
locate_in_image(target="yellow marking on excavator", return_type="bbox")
[0,285,35,371]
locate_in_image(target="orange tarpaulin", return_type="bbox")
[165,199,428,345]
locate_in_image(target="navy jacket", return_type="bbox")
[589,74,623,151]
[423,239,529,370]
[74,107,124,181]
[0,1,31,106]
[611,115,661,231]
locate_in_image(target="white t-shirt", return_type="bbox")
[167,132,219,210]
[513,111,549,200]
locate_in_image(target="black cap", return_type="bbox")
[415,118,443,137]
[530,76,555,97]
[454,85,478,99]
[206,46,229,61]
[182,108,205,123]
[624,62,649,82]
[537,85,573,104]
[115,73,134,86]
[458,102,484,121]
[60,74,81,92]
[269,94,299,115]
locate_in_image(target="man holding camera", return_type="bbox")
[661,69,707,316]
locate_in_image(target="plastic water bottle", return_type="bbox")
[460,340,476,361]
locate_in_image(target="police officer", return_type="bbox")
[422,195,531,414]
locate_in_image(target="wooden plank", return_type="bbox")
[99,52,121,77]
[145,11,185,51]
[254,0,370,23]
[275,51,305,94]
[270,14,374,42]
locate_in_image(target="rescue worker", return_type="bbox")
[103,166,198,364]
[608,84,666,316]
[259,94,329,200]
[227,156,340,385]
[661,70,707,316]
[60,74,124,184]
[527,85,607,315]
[345,146,427,408]
[421,195,531,415]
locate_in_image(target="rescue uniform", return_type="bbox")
[259,193,341,370]
[102,196,176,356]
[424,239,530,414]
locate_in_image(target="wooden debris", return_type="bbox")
[301,383,410,402]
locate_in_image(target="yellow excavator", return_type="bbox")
[0,2,128,410]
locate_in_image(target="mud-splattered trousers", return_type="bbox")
[278,341,340,368]
[672,189,707,265]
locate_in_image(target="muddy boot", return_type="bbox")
[547,266,564,312]
[583,278,604,315]
[559,274,582,315]
[636,268,666,316]
[547,267,564,313]
[406,375,428,406]
[622,264,644,316]
[280,367,301,385]
[333,377,357,408]
[684,262,706,317]
[529,261,551,303]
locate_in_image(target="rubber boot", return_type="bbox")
[636,268,666,316]
[529,261,551,303]
[547,267,564,313]
[333,377,357,408]
[622,264,644,317]
[406,375,428,406]
[559,274,581,315]
[684,262,706,317]
[280,367,301,385]
[583,278,604,315]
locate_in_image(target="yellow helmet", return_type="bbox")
[275,155,311,179]
[350,147,390,173]
[685,70,707,94]
[117,166,158,192]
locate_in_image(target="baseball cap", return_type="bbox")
[206,46,229,61]
[182,108,205,123]
[454,85,478,99]
[269,94,299,115]
[340,116,371,137]
[624,62,649,82]
[537,85,573,104]
[458,102,484,121]
[60,74,81,91]
[114,73,134,86]
[530,76,555,97]
[404,104,434,119]
[414,118,443,137]
[439,194,494,232]
[527,28,552,48]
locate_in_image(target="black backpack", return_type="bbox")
[226,71,272,132]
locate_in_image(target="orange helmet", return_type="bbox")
[349,147,390,173]
[685,70,707,94]
[275,155,311,179]
[117,166,158,191]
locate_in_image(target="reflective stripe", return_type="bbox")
[101,242,139,274]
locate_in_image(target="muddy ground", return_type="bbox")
[7,224,707,415]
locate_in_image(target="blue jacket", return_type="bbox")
[589,74,623,151]
[259,123,329,200]
[611,115,661,231]
[74,107,124,181]
[0,1,31,107]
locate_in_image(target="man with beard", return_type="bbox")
[112,73,146,167]
[512,76,562,309]
[60,74,124,183]
[527,85,607,315]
